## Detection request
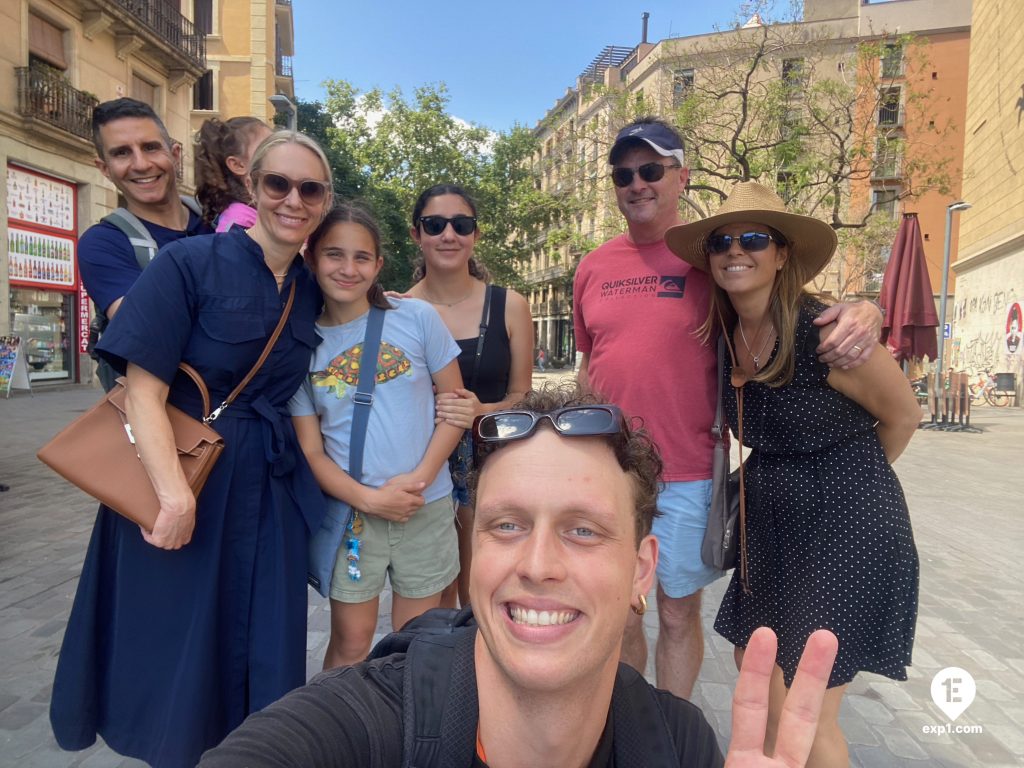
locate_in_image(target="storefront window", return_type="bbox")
[10,288,74,381]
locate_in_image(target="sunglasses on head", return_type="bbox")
[610,161,680,188]
[705,232,778,254]
[256,172,331,205]
[418,215,477,237]
[473,405,623,460]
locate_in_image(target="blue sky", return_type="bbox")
[291,2,740,132]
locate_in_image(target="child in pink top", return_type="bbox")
[194,117,273,232]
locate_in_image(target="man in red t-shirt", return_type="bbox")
[573,118,881,698]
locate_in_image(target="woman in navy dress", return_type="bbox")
[50,132,334,767]
[666,182,921,767]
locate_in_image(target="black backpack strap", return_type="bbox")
[398,612,478,768]
[610,663,682,767]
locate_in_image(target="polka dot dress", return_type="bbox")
[714,299,919,689]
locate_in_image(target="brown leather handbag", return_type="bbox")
[38,283,295,530]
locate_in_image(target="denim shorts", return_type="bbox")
[650,479,724,598]
[330,496,459,603]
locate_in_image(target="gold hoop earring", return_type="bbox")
[631,594,647,616]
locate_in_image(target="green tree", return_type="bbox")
[299,81,552,291]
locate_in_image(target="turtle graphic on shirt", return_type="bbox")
[311,342,411,399]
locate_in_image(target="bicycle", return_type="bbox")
[967,370,1010,407]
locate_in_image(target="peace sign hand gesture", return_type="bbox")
[725,627,839,767]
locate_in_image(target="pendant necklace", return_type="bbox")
[738,318,774,371]
[424,285,475,307]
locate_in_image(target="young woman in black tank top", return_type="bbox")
[406,184,534,606]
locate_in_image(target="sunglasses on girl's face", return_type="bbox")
[256,172,331,205]
[473,405,623,458]
[418,215,478,237]
[706,232,778,255]
[610,161,680,188]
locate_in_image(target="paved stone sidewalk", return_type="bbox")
[1,384,1022,766]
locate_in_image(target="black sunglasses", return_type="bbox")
[256,172,331,205]
[473,405,623,460]
[418,215,478,237]
[610,161,680,188]
[706,232,778,254]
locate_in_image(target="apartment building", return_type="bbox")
[949,0,1023,399]
[190,0,295,132]
[526,0,970,363]
[0,0,205,387]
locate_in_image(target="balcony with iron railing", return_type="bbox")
[16,62,98,142]
[525,263,568,285]
[98,0,206,74]
[277,55,293,78]
[535,299,567,317]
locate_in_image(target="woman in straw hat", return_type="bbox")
[666,181,921,767]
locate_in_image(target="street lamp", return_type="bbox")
[269,94,297,132]
[935,200,971,383]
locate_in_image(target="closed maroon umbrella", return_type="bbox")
[880,213,938,363]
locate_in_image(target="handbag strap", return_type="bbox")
[713,334,726,444]
[348,306,386,482]
[717,319,750,593]
[202,281,296,423]
[468,285,492,392]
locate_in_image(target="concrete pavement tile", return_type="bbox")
[975,677,1015,702]
[909,646,940,669]
[0,618,35,640]
[909,741,989,768]
[866,681,922,711]
[0,699,46,731]
[0,692,19,714]
[897,711,954,744]
[73,745,147,767]
[696,681,733,710]
[986,720,1024,756]
[29,618,66,639]
[838,714,880,747]
[847,693,896,724]
[964,648,1009,672]
[874,725,931,759]
[850,744,928,767]
[962,726,1021,765]
[305,629,328,652]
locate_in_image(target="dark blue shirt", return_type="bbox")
[79,209,209,315]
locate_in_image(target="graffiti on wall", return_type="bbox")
[953,288,1011,321]
[952,288,1024,378]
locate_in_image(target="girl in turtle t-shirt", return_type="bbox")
[290,203,465,669]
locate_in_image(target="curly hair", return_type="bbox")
[194,117,269,226]
[409,183,490,283]
[469,383,663,545]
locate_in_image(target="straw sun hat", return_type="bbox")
[665,181,838,280]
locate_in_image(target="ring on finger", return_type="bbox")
[852,344,863,354]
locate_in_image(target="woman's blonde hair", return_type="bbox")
[248,131,335,215]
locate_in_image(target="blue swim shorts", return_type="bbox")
[650,479,724,598]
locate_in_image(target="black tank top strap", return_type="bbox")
[455,286,511,405]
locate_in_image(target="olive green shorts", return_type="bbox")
[329,495,459,603]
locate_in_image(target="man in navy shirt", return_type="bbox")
[80,98,209,389]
